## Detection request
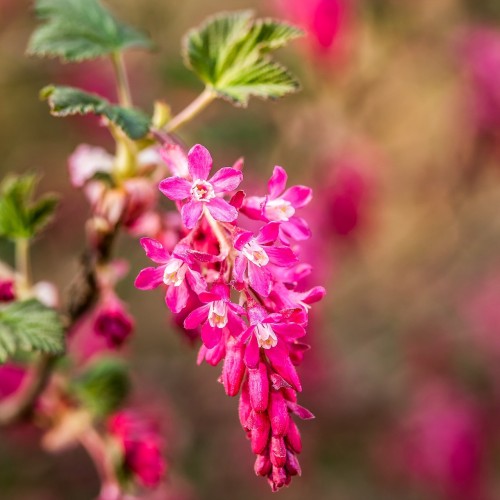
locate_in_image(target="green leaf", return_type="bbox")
[41,85,151,140]
[0,174,59,240]
[0,299,64,363]
[183,11,304,106]
[27,0,152,62]
[72,357,130,418]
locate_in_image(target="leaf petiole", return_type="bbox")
[165,87,216,133]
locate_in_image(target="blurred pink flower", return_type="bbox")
[0,279,15,302]
[0,364,26,400]
[320,151,377,240]
[274,0,353,63]
[93,293,134,348]
[461,268,500,359]
[461,28,500,134]
[108,411,166,489]
[376,380,486,500]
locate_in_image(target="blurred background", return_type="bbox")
[2,0,500,498]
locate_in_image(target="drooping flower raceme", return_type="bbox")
[136,143,325,491]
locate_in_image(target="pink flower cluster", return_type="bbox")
[135,144,325,490]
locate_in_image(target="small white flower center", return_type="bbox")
[254,323,278,349]
[191,180,215,202]
[163,258,187,286]
[242,240,269,267]
[208,300,228,328]
[264,198,295,221]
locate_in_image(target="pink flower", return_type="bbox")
[240,306,305,391]
[0,364,26,400]
[0,279,15,302]
[461,28,500,133]
[93,293,134,348]
[159,144,242,228]
[183,283,245,348]
[68,145,114,188]
[233,223,298,297]
[275,0,352,60]
[242,166,312,241]
[135,238,206,313]
[108,411,166,489]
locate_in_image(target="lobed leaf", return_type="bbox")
[27,0,152,62]
[0,299,64,363]
[41,85,151,140]
[183,11,304,106]
[0,174,59,240]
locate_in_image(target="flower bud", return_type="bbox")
[254,454,272,476]
[222,340,245,397]
[270,436,287,468]
[270,465,287,491]
[250,411,270,454]
[285,419,302,454]
[248,362,269,412]
[239,380,252,430]
[285,451,302,476]
[269,389,289,437]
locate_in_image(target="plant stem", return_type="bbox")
[79,427,120,497]
[15,238,31,295]
[111,51,132,108]
[165,88,216,133]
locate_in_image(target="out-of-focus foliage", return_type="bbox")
[0,299,64,363]
[0,174,58,240]
[71,357,131,418]
[41,85,151,140]
[27,0,153,62]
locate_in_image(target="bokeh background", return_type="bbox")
[3,0,500,498]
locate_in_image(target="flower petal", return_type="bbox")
[159,144,189,177]
[158,177,191,200]
[282,186,312,208]
[206,197,239,223]
[265,246,298,267]
[166,280,189,313]
[140,238,169,263]
[256,222,280,244]
[201,323,222,349]
[234,230,254,251]
[244,333,260,369]
[272,323,306,340]
[186,269,207,294]
[134,266,164,290]
[181,200,203,229]
[268,166,288,199]
[248,262,272,297]
[210,167,243,193]
[187,144,212,180]
[241,196,265,220]
[184,304,210,329]
[233,254,247,283]
[281,217,311,241]
[267,345,302,392]
[300,286,326,304]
